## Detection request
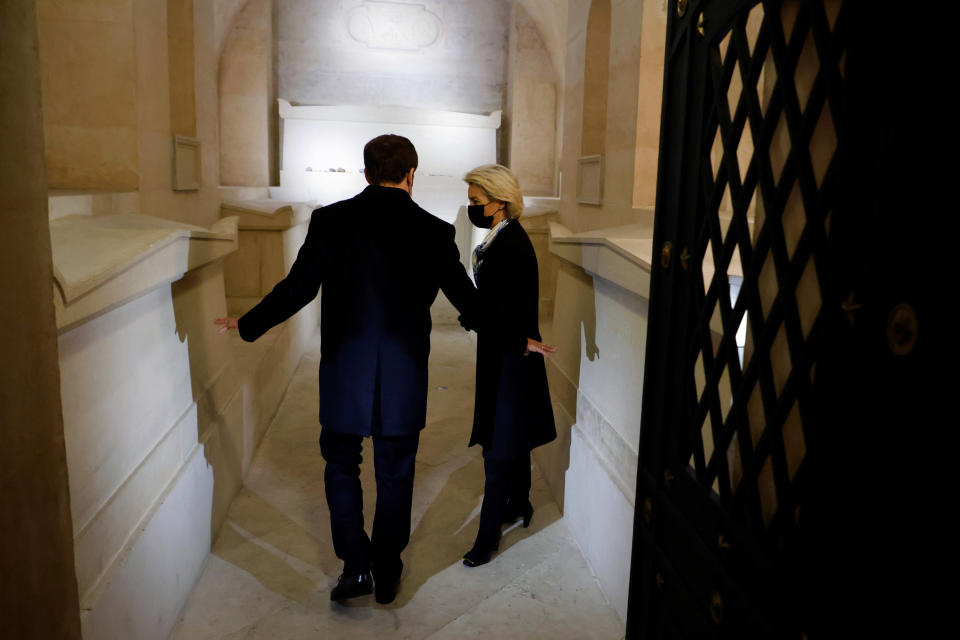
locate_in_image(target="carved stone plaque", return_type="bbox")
[347,1,443,51]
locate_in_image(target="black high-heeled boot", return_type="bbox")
[462,534,501,568]
[502,500,533,528]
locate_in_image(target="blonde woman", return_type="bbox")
[460,164,557,567]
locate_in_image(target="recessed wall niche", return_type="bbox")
[576,155,604,205]
[581,0,611,157]
[578,0,611,206]
[168,0,199,191]
[173,135,201,191]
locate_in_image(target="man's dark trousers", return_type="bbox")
[319,428,420,580]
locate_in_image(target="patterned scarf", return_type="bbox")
[472,219,510,282]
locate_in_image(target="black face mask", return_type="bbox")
[468,204,493,229]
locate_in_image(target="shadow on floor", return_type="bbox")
[211,451,561,611]
[384,454,561,608]
[212,487,341,605]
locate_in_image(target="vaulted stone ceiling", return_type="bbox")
[516,0,568,83]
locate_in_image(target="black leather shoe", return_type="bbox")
[372,559,403,605]
[503,500,534,528]
[330,572,373,601]
[374,573,401,604]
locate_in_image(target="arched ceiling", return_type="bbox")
[516,0,568,83]
[214,0,250,60]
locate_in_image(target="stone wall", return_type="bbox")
[558,0,656,232]
[36,0,140,191]
[506,2,559,197]
[632,0,668,209]
[47,211,241,639]
[219,0,276,186]
[0,1,82,636]
[275,0,510,115]
[36,0,222,228]
[538,229,651,622]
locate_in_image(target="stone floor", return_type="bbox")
[170,325,625,640]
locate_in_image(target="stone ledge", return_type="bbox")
[278,98,502,129]
[220,199,316,230]
[548,221,654,299]
[51,214,238,331]
[520,198,559,236]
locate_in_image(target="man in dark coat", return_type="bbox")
[215,134,478,604]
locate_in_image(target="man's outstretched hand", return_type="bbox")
[214,317,239,334]
[525,338,557,356]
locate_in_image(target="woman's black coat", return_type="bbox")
[468,219,556,459]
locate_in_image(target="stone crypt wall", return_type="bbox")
[529,0,670,623]
[36,0,222,229]
[221,0,567,196]
[505,2,561,197]
[632,0,669,209]
[219,0,277,187]
[48,208,241,640]
[557,0,658,233]
[24,2,300,637]
[0,1,82,637]
[539,223,652,622]
[275,0,511,116]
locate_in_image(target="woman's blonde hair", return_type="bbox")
[463,164,524,220]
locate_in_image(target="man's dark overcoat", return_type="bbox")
[468,219,556,459]
[238,185,477,436]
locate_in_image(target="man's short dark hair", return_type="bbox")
[364,134,419,185]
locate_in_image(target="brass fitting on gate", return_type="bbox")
[661,241,673,269]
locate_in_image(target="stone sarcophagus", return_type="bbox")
[50,206,242,640]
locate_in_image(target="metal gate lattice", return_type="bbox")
[687,0,847,549]
[630,1,933,637]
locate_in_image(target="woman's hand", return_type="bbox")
[214,317,239,334]
[525,338,556,356]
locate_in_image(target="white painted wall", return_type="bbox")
[278,103,499,223]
